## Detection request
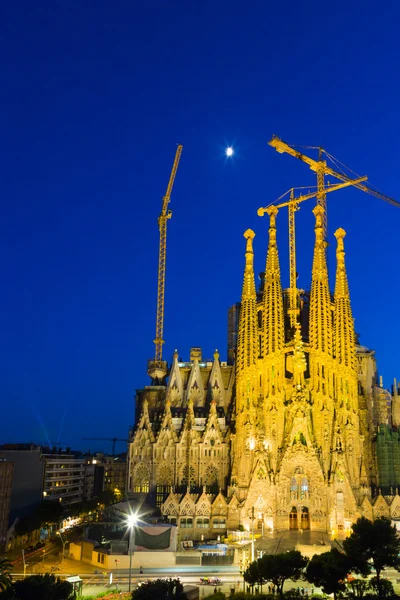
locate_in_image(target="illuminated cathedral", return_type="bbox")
[127,203,400,535]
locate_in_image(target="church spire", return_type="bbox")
[233,229,258,487]
[309,205,332,356]
[334,228,356,372]
[236,229,257,374]
[263,206,284,356]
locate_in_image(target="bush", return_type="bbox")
[205,593,225,600]
[76,592,128,600]
[283,591,303,600]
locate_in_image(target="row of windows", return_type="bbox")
[180,517,226,529]
[133,483,150,493]
[133,447,224,458]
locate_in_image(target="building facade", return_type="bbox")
[128,205,399,537]
[0,445,44,523]
[0,457,13,551]
[43,453,88,506]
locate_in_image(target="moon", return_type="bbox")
[225,146,234,157]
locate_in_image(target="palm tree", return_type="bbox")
[0,558,13,591]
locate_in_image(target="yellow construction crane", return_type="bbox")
[258,178,367,326]
[269,135,400,241]
[148,145,183,382]
[262,136,399,327]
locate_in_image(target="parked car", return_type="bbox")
[35,541,45,549]
[26,546,35,553]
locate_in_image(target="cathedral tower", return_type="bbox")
[232,229,258,489]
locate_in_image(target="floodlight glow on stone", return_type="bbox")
[226,146,234,157]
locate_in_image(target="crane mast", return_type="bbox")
[148,145,183,383]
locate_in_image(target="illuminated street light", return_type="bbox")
[225,146,234,157]
[127,514,137,592]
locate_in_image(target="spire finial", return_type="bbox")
[244,229,255,269]
[266,205,279,232]
[244,228,255,248]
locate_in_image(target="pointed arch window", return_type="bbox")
[300,477,309,499]
[290,477,298,500]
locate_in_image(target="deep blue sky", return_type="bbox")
[1,1,399,453]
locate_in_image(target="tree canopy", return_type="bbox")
[15,501,63,536]
[0,574,74,600]
[343,516,400,595]
[0,560,13,592]
[246,550,307,598]
[306,548,351,600]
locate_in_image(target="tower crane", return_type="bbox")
[148,145,183,383]
[258,177,367,327]
[82,437,128,455]
[260,135,399,328]
[268,135,400,242]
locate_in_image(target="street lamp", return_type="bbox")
[57,531,66,559]
[127,514,137,592]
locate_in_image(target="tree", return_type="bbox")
[345,578,370,599]
[343,517,400,597]
[255,550,308,599]
[244,560,265,592]
[131,578,187,599]
[306,549,351,600]
[0,559,13,592]
[97,490,115,505]
[0,574,74,600]
[369,576,395,598]
[15,501,63,538]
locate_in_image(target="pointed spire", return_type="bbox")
[309,205,332,355]
[166,350,184,405]
[333,228,356,371]
[236,229,258,373]
[263,206,284,356]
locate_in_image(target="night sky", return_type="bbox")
[1,1,399,453]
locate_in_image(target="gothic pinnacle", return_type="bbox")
[236,228,257,374]
[310,204,332,356]
[334,227,356,371]
[244,228,255,271]
[263,204,284,357]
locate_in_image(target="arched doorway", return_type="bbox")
[289,506,298,530]
[300,507,310,530]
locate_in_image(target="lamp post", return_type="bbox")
[57,531,66,559]
[127,514,137,592]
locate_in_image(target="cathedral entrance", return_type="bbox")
[289,507,298,530]
[300,507,310,530]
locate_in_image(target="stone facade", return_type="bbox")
[128,205,399,537]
